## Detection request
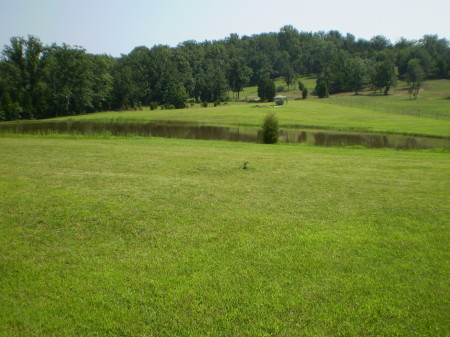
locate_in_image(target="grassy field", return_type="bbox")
[315,80,450,121]
[1,135,449,336]
[45,79,450,138]
[50,100,450,138]
[240,78,450,121]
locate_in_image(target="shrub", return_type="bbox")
[168,86,188,109]
[149,102,158,110]
[262,112,279,144]
[315,79,329,98]
[302,88,308,99]
[214,100,220,107]
[201,101,208,108]
[276,85,285,93]
[298,80,305,91]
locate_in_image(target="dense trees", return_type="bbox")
[227,57,252,98]
[1,29,449,121]
[345,57,367,94]
[374,55,398,95]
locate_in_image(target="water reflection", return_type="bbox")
[0,119,448,150]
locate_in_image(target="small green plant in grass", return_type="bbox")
[302,88,308,99]
[242,161,249,169]
[276,85,285,93]
[262,112,279,144]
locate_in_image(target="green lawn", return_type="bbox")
[1,135,449,336]
[43,79,450,138]
[316,80,450,121]
[49,99,450,138]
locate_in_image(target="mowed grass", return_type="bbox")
[317,80,450,121]
[51,99,450,138]
[1,135,449,336]
[45,79,450,138]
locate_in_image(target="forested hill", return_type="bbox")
[0,25,449,120]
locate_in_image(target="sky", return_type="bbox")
[1,0,449,57]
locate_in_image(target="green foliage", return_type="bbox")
[276,85,285,92]
[302,87,309,99]
[167,85,188,109]
[298,80,305,91]
[406,58,425,99]
[315,78,329,98]
[374,55,398,95]
[227,57,252,99]
[262,112,279,144]
[0,103,4,121]
[257,76,276,102]
[149,102,158,110]
[345,57,368,94]
[0,30,448,121]
[275,51,296,89]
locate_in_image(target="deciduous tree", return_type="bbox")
[406,58,425,99]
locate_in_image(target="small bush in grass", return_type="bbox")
[214,100,220,107]
[201,101,208,108]
[302,88,308,99]
[262,112,279,144]
[149,102,158,110]
[276,85,285,93]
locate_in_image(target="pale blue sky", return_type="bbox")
[1,0,449,56]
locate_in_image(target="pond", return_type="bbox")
[0,119,448,150]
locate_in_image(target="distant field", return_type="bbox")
[316,80,450,120]
[45,79,450,138]
[49,101,449,138]
[1,136,449,336]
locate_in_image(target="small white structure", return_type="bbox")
[274,95,288,105]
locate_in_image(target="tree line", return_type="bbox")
[0,26,449,120]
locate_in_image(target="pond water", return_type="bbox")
[0,119,448,150]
